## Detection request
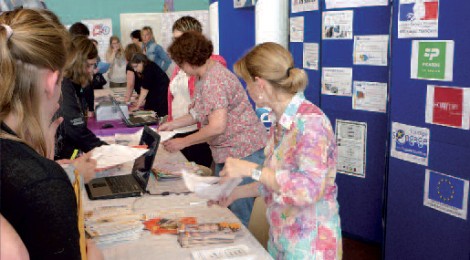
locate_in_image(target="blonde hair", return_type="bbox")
[106,35,124,59]
[172,16,202,33]
[0,9,68,157]
[141,26,155,42]
[234,42,307,94]
[64,35,98,87]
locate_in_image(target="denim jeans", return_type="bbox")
[214,148,265,227]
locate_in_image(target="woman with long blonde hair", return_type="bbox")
[105,35,127,88]
[0,8,101,260]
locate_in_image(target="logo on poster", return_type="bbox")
[92,24,110,37]
[424,48,439,60]
[392,128,428,158]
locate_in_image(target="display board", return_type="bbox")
[385,0,470,259]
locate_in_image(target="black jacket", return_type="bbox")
[55,78,106,160]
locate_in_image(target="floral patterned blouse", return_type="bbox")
[189,62,267,163]
[260,92,342,259]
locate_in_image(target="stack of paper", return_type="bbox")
[177,222,242,248]
[182,171,242,201]
[191,245,255,260]
[85,206,144,245]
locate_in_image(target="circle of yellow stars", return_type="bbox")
[437,178,455,202]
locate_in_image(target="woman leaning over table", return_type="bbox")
[166,15,227,168]
[213,42,342,259]
[159,31,268,227]
[0,8,102,260]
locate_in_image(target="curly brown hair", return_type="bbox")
[167,31,212,67]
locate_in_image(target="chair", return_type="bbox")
[248,197,270,249]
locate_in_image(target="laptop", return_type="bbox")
[85,126,161,200]
[111,96,158,127]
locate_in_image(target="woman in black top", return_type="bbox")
[129,53,169,117]
[124,43,143,103]
[0,9,101,259]
[55,36,106,160]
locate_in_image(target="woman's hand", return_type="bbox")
[72,152,97,183]
[207,187,241,207]
[219,157,255,181]
[158,121,174,131]
[162,138,187,153]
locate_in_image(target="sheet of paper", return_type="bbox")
[390,122,430,166]
[191,244,255,260]
[322,10,354,40]
[325,0,388,9]
[322,67,353,96]
[425,85,470,130]
[424,169,469,220]
[352,81,388,113]
[336,120,367,178]
[182,172,242,201]
[91,144,148,169]
[291,0,318,13]
[290,16,304,42]
[411,40,454,81]
[398,0,439,38]
[303,42,319,70]
[353,35,389,66]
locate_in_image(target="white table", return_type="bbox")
[85,141,272,260]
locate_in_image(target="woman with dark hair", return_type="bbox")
[160,31,268,226]
[130,29,142,46]
[56,36,106,160]
[124,43,143,103]
[129,53,169,116]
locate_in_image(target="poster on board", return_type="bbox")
[352,81,388,113]
[336,120,367,178]
[322,10,353,40]
[425,85,470,130]
[390,122,430,166]
[290,16,304,42]
[424,169,468,220]
[398,0,439,38]
[325,0,388,9]
[353,35,389,66]
[291,0,318,13]
[322,67,353,96]
[411,40,454,81]
[303,43,319,70]
[82,19,113,61]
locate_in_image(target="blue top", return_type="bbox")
[142,40,172,72]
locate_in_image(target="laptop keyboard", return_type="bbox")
[105,176,138,193]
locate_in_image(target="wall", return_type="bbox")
[46,0,208,38]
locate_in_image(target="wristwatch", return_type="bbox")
[251,164,263,181]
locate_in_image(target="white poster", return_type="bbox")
[161,10,210,51]
[255,0,289,48]
[411,40,454,82]
[336,120,367,178]
[353,81,388,113]
[292,0,318,13]
[398,0,439,38]
[322,67,353,96]
[82,19,113,61]
[120,13,163,48]
[353,35,389,66]
[290,16,304,42]
[325,0,388,9]
[303,43,319,70]
[391,122,430,166]
[322,10,354,40]
[424,169,469,220]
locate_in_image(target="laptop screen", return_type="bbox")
[132,126,160,190]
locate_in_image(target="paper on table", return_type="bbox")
[91,144,148,169]
[158,128,195,142]
[182,171,242,201]
[191,244,256,260]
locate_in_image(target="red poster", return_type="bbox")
[432,86,463,128]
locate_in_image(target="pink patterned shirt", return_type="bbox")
[189,62,267,163]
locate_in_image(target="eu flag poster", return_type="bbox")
[424,169,469,220]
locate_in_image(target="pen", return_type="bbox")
[70,149,79,160]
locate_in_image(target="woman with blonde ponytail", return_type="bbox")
[213,42,343,259]
[0,9,102,260]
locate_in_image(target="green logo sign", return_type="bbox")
[417,42,446,80]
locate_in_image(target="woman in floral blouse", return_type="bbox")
[216,42,342,259]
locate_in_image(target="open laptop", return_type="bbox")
[111,96,158,127]
[85,126,161,200]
